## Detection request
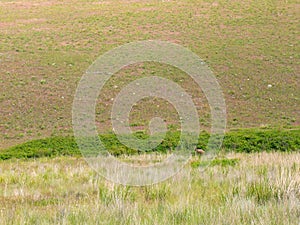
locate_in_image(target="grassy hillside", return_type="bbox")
[0,0,299,149]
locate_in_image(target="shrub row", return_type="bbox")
[0,128,299,160]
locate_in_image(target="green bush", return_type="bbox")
[0,136,79,160]
[0,127,299,160]
[223,128,300,153]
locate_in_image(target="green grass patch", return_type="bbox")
[190,158,240,168]
[246,181,278,204]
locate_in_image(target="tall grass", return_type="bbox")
[0,152,299,224]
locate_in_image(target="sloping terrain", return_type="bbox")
[0,0,299,149]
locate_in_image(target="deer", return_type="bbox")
[195,148,205,155]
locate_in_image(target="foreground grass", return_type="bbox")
[0,152,299,224]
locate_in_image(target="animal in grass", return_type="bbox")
[195,148,205,155]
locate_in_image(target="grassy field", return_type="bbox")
[0,0,299,224]
[0,152,299,224]
[0,0,299,149]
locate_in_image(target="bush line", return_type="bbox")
[0,128,299,160]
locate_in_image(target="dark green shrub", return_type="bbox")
[0,127,299,160]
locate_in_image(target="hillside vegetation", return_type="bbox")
[1,128,299,160]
